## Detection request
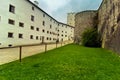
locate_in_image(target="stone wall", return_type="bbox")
[98,0,120,54]
[74,0,120,54]
[74,10,98,44]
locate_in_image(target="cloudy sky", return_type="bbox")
[30,0,102,23]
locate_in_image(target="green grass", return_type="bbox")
[0,44,120,80]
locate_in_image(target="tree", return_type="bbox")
[81,28,101,47]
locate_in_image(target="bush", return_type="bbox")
[81,28,101,47]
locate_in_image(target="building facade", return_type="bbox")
[67,13,76,27]
[0,0,74,48]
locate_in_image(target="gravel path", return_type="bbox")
[0,42,71,65]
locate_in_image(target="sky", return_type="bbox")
[30,0,102,23]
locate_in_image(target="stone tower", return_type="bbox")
[67,13,76,27]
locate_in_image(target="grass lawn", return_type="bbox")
[0,44,120,80]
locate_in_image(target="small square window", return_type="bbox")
[36,36,38,40]
[19,22,24,27]
[8,19,15,25]
[31,26,34,30]
[19,34,23,38]
[43,21,45,26]
[47,31,49,34]
[50,38,51,40]
[9,4,15,13]
[43,14,45,17]
[50,25,52,29]
[40,36,42,40]
[42,29,45,32]
[31,15,34,21]
[30,35,33,39]
[36,28,39,31]
[8,32,13,38]
[46,37,49,40]
[50,18,52,21]
[32,6,34,11]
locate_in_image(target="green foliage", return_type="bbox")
[0,44,120,80]
[82,28,101,47]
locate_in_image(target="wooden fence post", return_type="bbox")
[56,42,57,48]
[19,46,22,62]
[45,43,47,53]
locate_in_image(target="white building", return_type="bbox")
[0,0,74,48]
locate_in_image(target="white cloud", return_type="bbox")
[30,0,102,23]
[41,0,71,11]
[30,0,71,13]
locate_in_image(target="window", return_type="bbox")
[50,18,52,21]
[36,36,38,40]
[50,25,52,29]
[50,38,51,40]
[46,37,49,40]
[36,27,39,31]
[65,35,67,37]
[9,4,15,13]
[31,26,34,30]
[43,14,45,17]
[30,35,33,39]
[31,15,34,21]
[8,32,13,38]
[19,22,24,27]
[19,34,23,38]
[61,34,63,37]
[43,21,45,26]
[8,19,15,25]
[58,34,59,36]
[42,29,45,32]
[40,36,42,40]
[47,31,49,34]
[8,44,12,47]
[32,6,34,11]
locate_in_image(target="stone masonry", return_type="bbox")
[98,0,120,54]
[74,10,98,44]
[74,0,120,54]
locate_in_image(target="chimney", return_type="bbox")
[34,1,39,6]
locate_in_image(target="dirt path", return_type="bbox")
[0,42,71,65]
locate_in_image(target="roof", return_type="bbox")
[26,0,74,28]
